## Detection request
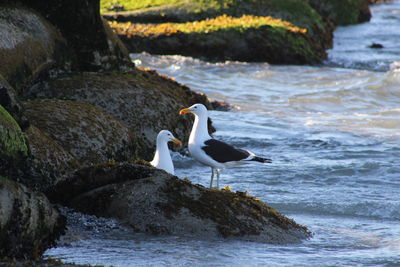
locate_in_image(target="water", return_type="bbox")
[46,2,400,266]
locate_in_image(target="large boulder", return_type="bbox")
[24,70,212,153]
[114,17,323,64]
[103,0,332,64]
[24,125,81,192]
[23,100,147,165]
[309,0,371,26]
[0,4,69,94]
[0,105,28,181]
[50,163,311,244]
[16,0,131,72]
[0,75,28,129]
[0,176,65,259]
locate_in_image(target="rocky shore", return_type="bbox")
[0,0,376,265]
[103,0,372,64]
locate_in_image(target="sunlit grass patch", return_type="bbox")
[101,0,183,13]
[108,14,307,37]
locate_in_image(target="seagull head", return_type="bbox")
[179,103,208,117]
[157,130,182,146]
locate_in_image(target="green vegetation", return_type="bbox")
[0,105,28,159]
[309,0,367,25]
[101,0,224,14]
[101,0,325,30]
[109,14,307,36]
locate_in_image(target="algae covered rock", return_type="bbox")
[0,105,28,181]
[309,0,371,26]
[25,70,212,154]
[0,75,28,128]
[0,105,28,160]
[104,0,332,63]
[23,100,146,166]
[114,16,322,64]
[0,4,68,93]
[51,163,311,244]
[24,125,81,192]
[20,0,132,71]
[0,176,65,259]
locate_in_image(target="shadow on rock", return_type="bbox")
[50,163,311,244]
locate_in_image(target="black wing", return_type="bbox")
[202,139,250,163]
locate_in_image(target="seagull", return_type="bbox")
[150,130,182,175]
[179,103,271,188]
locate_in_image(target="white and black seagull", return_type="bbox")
[150,130,182,175]
[179,103,271,188]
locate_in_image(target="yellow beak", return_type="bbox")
[179,108,191,115]
[171,138,182,146]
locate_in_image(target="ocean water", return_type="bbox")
[46,1,400,266]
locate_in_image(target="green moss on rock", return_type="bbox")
[0,176,65,259]
[0,5,69,93]
[25,70,212,157]
[23,100,145,165]
[55,164,311,244]
[0,105,28,159]
[104,0,332,63]
[309,0,371,26]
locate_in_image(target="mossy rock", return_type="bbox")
[309,0,371,26]
[23,100,146,165]
[114,17,322,64]
[24,125,81,192]
[102,0,332,63]
[0,105,28,159]
[0,4,69,94]
[52,163,311,244]
[0,176,65,259]
[25,70,212,155]
[0,74,28,128]
[0,103,78,192]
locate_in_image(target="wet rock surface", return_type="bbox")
[309,0,371,26]
[23,100,145,166]
[0,176,65,259]
[104,0,333,64]
[24,70,212,153]
[0,4,69,93]
[53,163,311,244]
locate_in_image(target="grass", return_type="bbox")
[108,14,307,37]
[101,0,185,13]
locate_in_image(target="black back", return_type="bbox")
[202,139,250,163]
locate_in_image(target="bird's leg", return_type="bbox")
[216,169,220,189]
[210,168,214,188]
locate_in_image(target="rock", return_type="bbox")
[368,42,384,49]
[0,176,65,259]
[0,4,69,93]
[24,125,81,192]
[0,105,28,160]
[308,0,371,26]
[51,163,311,244]
[210,99,233,111]
[104,0,332,64]
[116,20,323,64]
[0,105,28,181]
[24,70,213,154]
[23,100,147,165]
[18,0,131,72]
[0,75,29,129]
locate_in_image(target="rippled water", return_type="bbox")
[46,2,400,266]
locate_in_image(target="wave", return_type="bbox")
[271,201,400,221]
